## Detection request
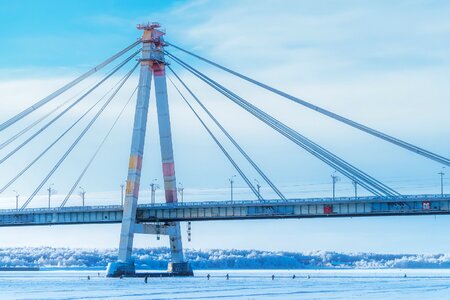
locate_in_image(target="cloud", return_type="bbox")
[0,0,449,203]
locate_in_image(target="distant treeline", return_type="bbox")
[0,247,449,269]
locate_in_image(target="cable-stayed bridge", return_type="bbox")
[0,22,448,277]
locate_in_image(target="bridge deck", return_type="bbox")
[0,194,448,227]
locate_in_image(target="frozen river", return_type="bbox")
[1,269,450,299]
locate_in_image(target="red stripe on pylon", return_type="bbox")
[162,162,175,176]
[153,64,165,76]
[165,189,177,203]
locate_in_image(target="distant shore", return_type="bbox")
[1,247,450,270]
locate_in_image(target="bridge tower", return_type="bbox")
[106,23,192,277]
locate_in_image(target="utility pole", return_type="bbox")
[229,175,236,202]
[439,167,445,197]
[47,183,55,208]
[120,182,125,206]
[254,179,261,199]
[79,186,86,207]
[331,173,340,200]
[178,182,184,203]
[150,179,159,205]
[352,180,358,199]
[13,190,19,210]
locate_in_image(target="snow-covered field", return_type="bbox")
[1,269,450,299]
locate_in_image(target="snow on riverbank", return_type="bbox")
[1,247,450,269]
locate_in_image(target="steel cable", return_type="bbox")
[0,50,140,166]
[60,85,139,208]
[0,68,137,195]
[168,77,262,200]
[20,62,139,210]
[167,53,400,197]
[168,67,286,200]
[165,43,449,167]
[0,40,142,132]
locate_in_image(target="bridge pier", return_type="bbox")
[106,23,191,278]
[106,222,192,277]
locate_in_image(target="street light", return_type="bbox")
[120,181,125,206]
[439,167,446,197]
[150,179,159,205]
[12,190,19,210]
[229,175,236,202]
[352,180,358,199]
[178,182,184,203]
[254,179,261,198]
[331,172,340,200]
[47,183,56,208]
[79,186,86,207]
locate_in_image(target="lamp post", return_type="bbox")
[79,186,86,207]
[120,182,125,206]
[47,183,55,208]
[178,182,184,203]
[254,179,261,199]
[331,173,340,200]
[12,190,19,210]
[150,179,159,205]
[439,167,446,197]
[352,180,358,199]
[229,175,236,202]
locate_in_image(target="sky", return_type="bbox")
[0,0,449,254]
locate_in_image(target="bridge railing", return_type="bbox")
[140,193,450,208]
[0,194,448,214]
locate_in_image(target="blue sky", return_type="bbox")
[0,0,449,253]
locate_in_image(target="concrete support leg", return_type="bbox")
[154,63,192,275]
[106,28,154,278]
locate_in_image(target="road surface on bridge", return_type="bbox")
[0,194,448,227]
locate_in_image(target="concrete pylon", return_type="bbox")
[153,62,190,273]
[106,23,192,277]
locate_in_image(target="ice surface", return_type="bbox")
[2,247,450,298]
[1,269,450,299]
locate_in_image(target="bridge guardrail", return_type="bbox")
[0,194,448,214]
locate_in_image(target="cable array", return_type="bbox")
[2,37,445,210]
[168,67,286,200]
[166,42,449,167]
[20,62,139,210]
[0,40,141,132]
[167,52,401,197]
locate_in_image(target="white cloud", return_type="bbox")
[0,0,449,204]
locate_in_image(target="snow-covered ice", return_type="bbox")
[1,269,450,299]
[2,248,450,299]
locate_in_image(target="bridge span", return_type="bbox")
[1,22,448,277]
[0,194,448,227]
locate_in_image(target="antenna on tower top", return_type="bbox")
[137,22,161,30]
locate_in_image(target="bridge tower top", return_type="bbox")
[137,22,166,64]
[137,23,166,45]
